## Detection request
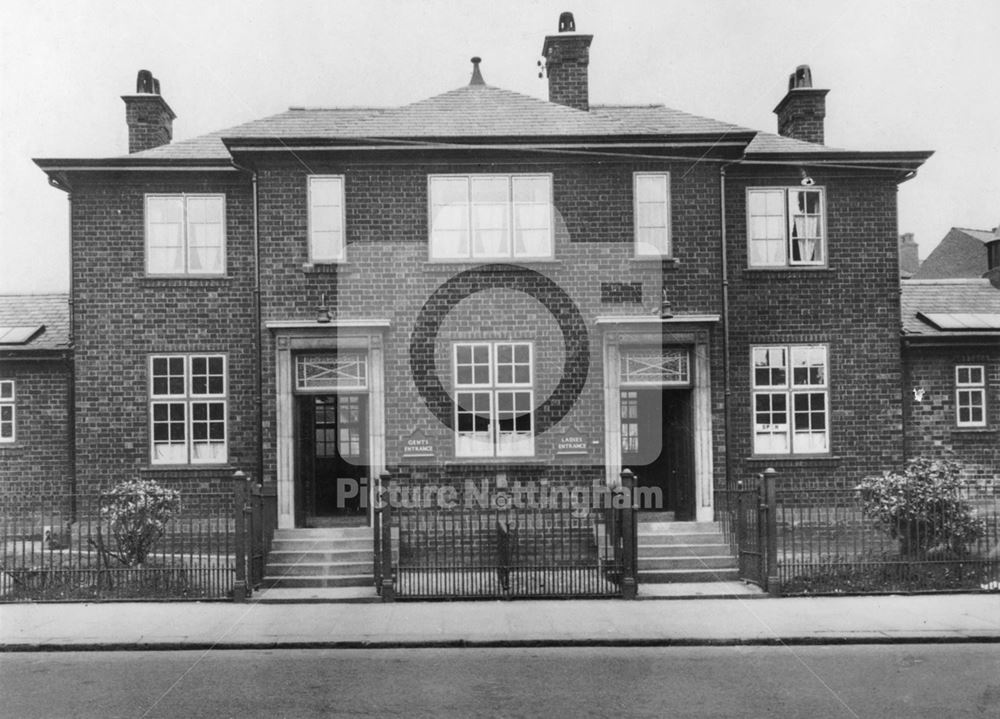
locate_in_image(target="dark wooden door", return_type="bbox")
[298,394,368,517]
[621,388,693,518]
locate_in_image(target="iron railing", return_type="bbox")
[374,473,638,600]
[775,484,1000,595]
[1,493,236,602]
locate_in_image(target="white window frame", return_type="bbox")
[633,172,672,258]
[746,187,826,268]
[149,354,228,465]
[453,342,534,457]
[0,380,14,443]
[752,344,830,455]
[428,174,554,261]
[145,194,226,276]
[307,175,346,263]
[955,365,986,428]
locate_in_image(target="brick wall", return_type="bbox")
[254,155,728,500]
[69,171,257,512]
[60,151,910,515]
[905,346,1000,483]
[725,168,905,490]
[0,359,73,511]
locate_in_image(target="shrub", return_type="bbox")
[100,479,181,566]
[856,458,984,559]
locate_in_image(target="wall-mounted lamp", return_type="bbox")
[659,288,673,319]
[912,387,926,402]
[316,293,332,323]
[799,168,815,187]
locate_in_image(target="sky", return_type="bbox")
[1,0,998,293]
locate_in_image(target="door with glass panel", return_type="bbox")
[619,346,695,519]
[293,352,370,523]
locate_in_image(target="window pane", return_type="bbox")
[471,177,508,203]
[432,177,469,206]
[512,176,549,203]
[431,229,469,259]
[310,178,343,262]
[753,347,787,387]
[636,175,667,203]
[186,197,224,273]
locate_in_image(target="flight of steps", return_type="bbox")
[263,527,374,589]
[638,521,738,583]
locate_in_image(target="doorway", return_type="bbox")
[297,394,369,523]
[620,388,694,519]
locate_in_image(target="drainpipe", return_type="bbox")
[900,334,911,463]
[231,161,264,491]
[49,176,77,510]
[719,165,734,489]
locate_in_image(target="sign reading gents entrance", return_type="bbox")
[402,429,435,461]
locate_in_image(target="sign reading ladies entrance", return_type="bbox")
[402,429,436,462]
[555,424,591,457]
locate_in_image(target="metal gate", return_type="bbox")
[716,470,778,593]
[373,475,640,600]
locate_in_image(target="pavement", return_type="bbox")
[1,591,998,651]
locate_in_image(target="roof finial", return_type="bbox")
[469,56,485,86]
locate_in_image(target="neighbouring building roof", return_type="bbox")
[0,294,70,354]
[912,227,998,279]
[900,279,1000,341]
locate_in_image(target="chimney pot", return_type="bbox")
[788,65,813,90]
[136,69,154,94]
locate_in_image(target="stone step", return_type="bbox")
[638,543,729,558]
[637,532,726,545]
[266,549,374,564]
[265,561,371,577]
[273,527,370,539]
[638,567,740,583]
[637,521,724,534]
[270,537,373,551]
[263,574,372,589]
[637,555,737,571]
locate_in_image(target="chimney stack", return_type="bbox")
[773,65,828,145]
[541,12,593,111]
[899,232,921,277]
[122,70,176,154]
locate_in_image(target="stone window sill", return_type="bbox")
[422,261,563,273]
[743,267,836,274]
[746,455,842,464]
[630,257,679,269]
[951,427,997,435]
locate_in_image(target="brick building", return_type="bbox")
[33,14,936,539]
[0,294,73,511]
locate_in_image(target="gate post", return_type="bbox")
[232,470,249,602]
[379,472,395,602]
[620,469,638,599]
[760,467,779,596]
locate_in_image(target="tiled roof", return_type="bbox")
[900,279,1000,336]
[744,131,843,154]
[956,227,998,244]
[0,294,70,352]
[124,83,843,162]
[588,104,751,136]
[912,228,993,279]
[32,79,925,169]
